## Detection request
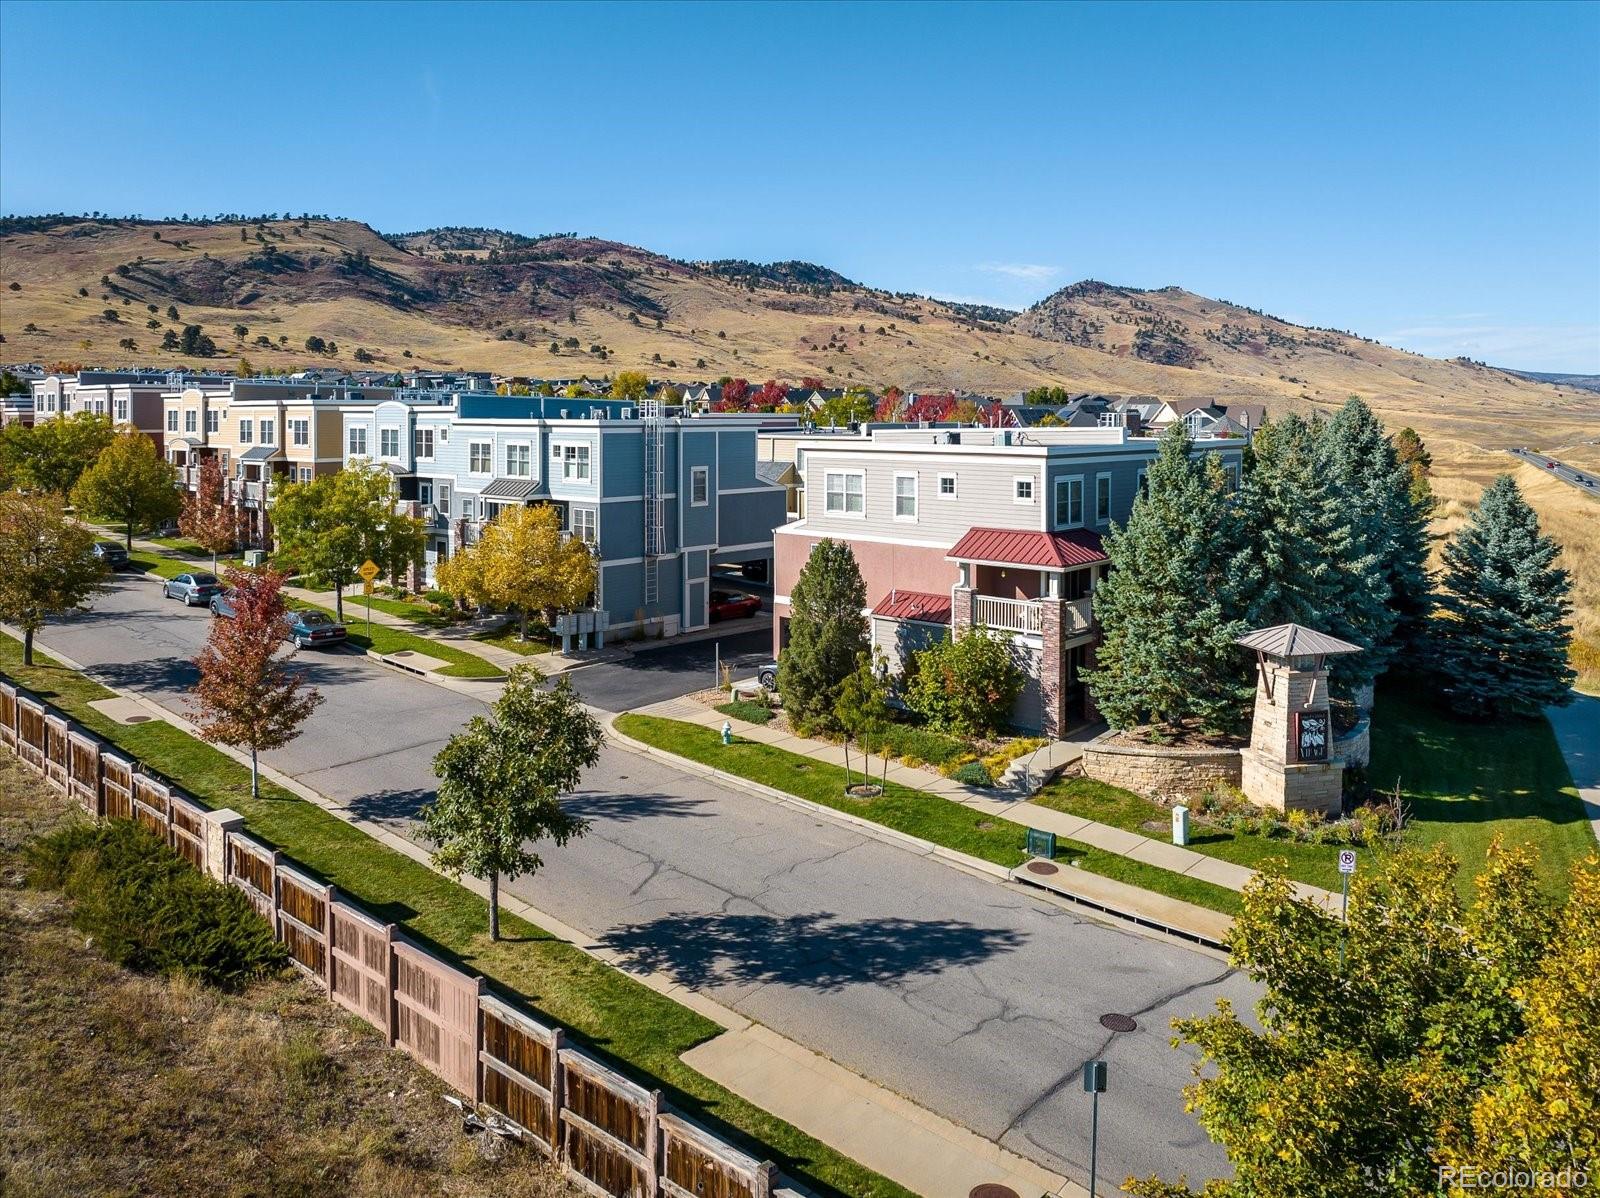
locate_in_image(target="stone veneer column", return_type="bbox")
[951,586,973,637]
[201,808,245,882]
[1038,598,1065,738]
[1241,657,1344,816]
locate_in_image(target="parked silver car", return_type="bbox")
[163,572,225,606]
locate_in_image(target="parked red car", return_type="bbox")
[709,590,762,622]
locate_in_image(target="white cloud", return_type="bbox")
[1373,319,1600,374]
[977,262,1060,283]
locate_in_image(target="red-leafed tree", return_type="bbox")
[179,455,238,570]
[904,392,956,422]
[875,386,905,421]
[800,376,826,391]
[188,568,322,798]
[712,377,751,411]
[753,379,788,409]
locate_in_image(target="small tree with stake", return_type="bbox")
[179,455,237,570]
[422,671,603,940]
[835,653,893,792]
[189,568,322,799]
[0,491,109,665]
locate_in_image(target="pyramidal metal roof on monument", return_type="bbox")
[1235,623,1363,658]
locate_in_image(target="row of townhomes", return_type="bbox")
[771,425,1246,737]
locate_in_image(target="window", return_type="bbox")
[1098,411,1122,428]
[469,441,492,474]
[166,409,178,432]
[436,483,450,514]
[239,419,253,444]
[551,441,562,460]
[938,474,957,498]
[561,444,591,482]
[347,426,365,456]
[894,472,917,520]
[298,466,312,483]
[291,419,310,448]
[259,420,275,445]
[184,409,196,433]
[1223,461,1241,491]
[690,465,709,506]
[1095,473,1111,523]
[114,398,129,422]
[378,427,399,457]
[1054,476,1084,527]
[572,507,597,545]
[1184,409,1209,436]
[1014,475,1035,503]
[414,427,435,460]
[205,410,219,434]
[824,470,864,515]
[505,443,530,477]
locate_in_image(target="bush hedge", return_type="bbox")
[715,700,773,725]
[27,821,287,991]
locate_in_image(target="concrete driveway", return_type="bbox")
[40,573,1253,1188]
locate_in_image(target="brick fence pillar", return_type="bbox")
[1039,599,1065,738]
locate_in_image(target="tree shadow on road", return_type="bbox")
[346,786,434,824]
[599,910,1027,992]
[567,790,717,823]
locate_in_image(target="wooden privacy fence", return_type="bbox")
[0,672,787,1198]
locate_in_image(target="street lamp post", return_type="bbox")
[1083,1059,1108,1198]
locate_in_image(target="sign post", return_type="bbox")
[1082,1060,1108,1198]
[1337,849,1356,967]
[358,559,379,640]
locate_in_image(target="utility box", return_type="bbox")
[244,549,267,567]
[1172,805,1190,847]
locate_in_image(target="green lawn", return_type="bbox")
[0,638,912,1198]
[616,714,1242,915]
[361,594,471,631]
[146,535,209,556]
[471,625,554,656]
[292,601,502,680]
[1033,687,1591,902]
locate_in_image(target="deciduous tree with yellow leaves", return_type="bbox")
[1127,841,1598,1198]
[436,504,594,641]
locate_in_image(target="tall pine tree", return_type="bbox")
[1240,412,1386,696]
[1319,397,1431,680]
[1085,426,1257,733]
[779,539,868,733]
[1432,474,1573,718]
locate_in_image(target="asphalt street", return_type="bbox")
[43,572,1256,1187]
[566,627,772,712]
[1509,446,1600,497]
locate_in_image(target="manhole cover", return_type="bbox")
[970,1187,1020,1198]
[1025,860,1059,876]
[125,715,151,724]
[391,650,414,658]
[1100,1013,1138,1033]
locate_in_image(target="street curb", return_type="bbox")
[605,713,1241,954]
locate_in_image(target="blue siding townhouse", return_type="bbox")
[341,393,794,637]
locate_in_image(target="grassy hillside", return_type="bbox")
[3,214,1595,681]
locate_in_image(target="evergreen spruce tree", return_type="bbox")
[1240,412,1384,696]
[1433,475,1573,718]
[1320,397,1431,679]
[779,539,868,733]
[1084,426,1256,734]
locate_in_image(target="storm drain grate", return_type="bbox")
[1099,1013,1137,1033]
[1025,860,1060,876]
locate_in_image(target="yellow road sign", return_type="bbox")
[358,559,380,582]
[362,580,374,596]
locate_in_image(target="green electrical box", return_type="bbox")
[1025,827,1056,860]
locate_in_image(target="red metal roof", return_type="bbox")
[946,526,1107,569]
[871,589,953,624]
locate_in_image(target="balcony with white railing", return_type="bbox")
[972,594,1043,635]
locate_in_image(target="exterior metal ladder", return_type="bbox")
[641,400,665,607]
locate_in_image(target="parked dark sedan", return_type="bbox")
[91,540,130,569]
[282,610,348,649]
[163,572,224,605]
[709,589,763,622]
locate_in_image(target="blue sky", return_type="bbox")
[3,1,1597,372]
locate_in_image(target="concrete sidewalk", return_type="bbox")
[1547,691,1600,845]
[20,629,1086,1198]
[636,695,1340,914]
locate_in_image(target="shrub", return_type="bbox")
[26,820,286,991]
[716,700,773,725]
[950,761,995,788]
[877,721,969,767]
[903,629,1024,737]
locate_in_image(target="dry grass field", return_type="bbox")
[2,215,1594,679]
[0,754,575,1198]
